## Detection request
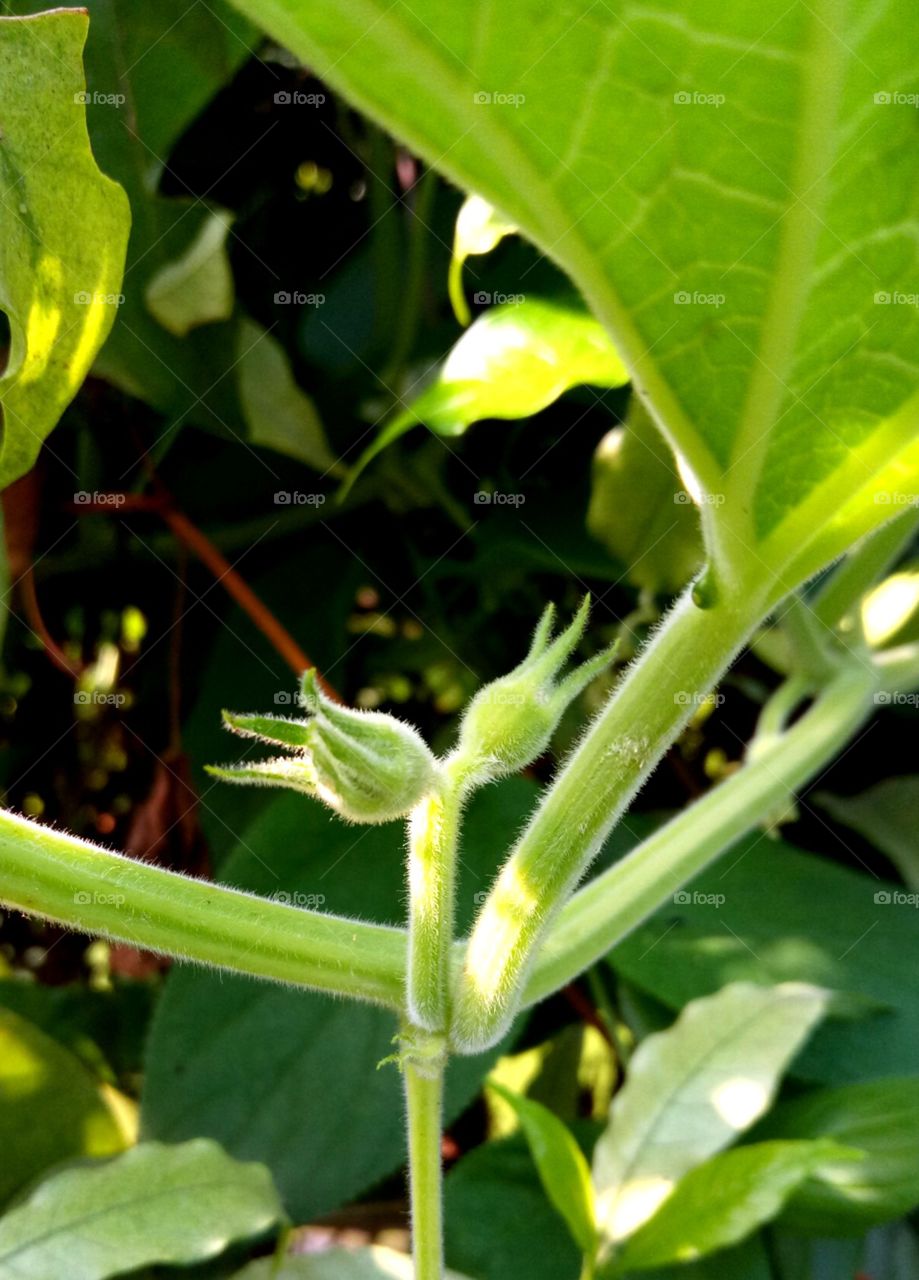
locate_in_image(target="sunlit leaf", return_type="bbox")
[0,1139,282,1279]
[0,10,129,486]
[591,982,828,1251]
[0,1007,134,1205]
[448,194,517,326]
[7,0,258,425]
[488,1082,597,1254]
[611,1140,858,1273]
[348,298,628,487]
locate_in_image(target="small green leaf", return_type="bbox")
[488,1082,597,1255]
[612,1140,859,1273]
[0,10,129,486]
[0,1008,133,1204]
[222,708,313,750]
[0,1138,282,1279]
[592,983,829,1251]
[145,208,235,337]
[757,1076,919,1232]
[237,317,339,472]
[448,193,517,325]
[347,298,628,486]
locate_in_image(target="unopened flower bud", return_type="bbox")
[207,670,437,824]
[454,598,617,783]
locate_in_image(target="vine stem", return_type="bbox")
[403,1040,446,1280]
[0,809,405,1007]
[407,759,468,1030]
[522,663,876,1006]
[450,583,769,1053]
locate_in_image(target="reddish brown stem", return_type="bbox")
[69,492,341,700]
[19,565,84,678]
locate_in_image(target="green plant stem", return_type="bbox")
[0,809,406,1008]
[404,1045,446,1280]
[407,760,466,1031]
[450,584,767,1053]
[522,664,875,1007]
[812,506,919,628]
[381,167,437,387]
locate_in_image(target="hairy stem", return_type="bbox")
[0,809,406,1007]
[450,584,769,1052]
[407,761,466,1030]
[404,1034,446,1280]
[522,664,876,1006]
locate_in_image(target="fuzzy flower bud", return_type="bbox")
[454,597,617,783]
[207,670,437,825]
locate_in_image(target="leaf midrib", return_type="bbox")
[597,991,806,1241]
[724,0,848,533]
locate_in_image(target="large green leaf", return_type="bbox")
[7,0,258,424]
[612,1140,857,1273]
[0,10,129,486]
[591,982,827,1251]
[756,1076,919,1232]
[0,1139,282,1279]
[0,1008,133,1205]
[609,835,919,1083]
[226,0,919,593]
[142,778,537,1219]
